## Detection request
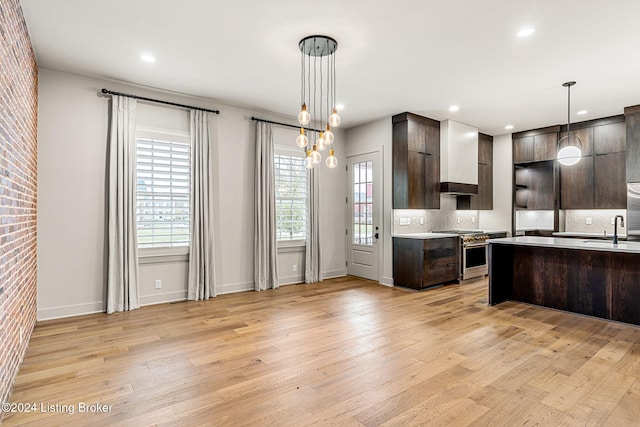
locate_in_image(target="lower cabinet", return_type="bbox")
[393,237,459,289]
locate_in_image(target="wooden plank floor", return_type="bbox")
[3,276,640,426]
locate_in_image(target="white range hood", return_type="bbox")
[440,120,478,194]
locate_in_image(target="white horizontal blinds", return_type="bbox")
[275,154,307,241]
[136,137,191,248]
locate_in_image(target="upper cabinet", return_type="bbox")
[559,119,626,209]
[392,112,441,209]
[513,127,560,163]
[625,105,640,183]
[458,133,493,210]
[512,127,558,211]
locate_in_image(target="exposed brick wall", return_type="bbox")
[0,0,38,409]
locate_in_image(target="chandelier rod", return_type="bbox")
[251,117,323,133]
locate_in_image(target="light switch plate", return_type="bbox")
[586,217,592,225]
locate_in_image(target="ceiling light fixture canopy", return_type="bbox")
[297,35,340,169]
[557,81,582,166]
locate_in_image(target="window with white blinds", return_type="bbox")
[274,154,307,241]
[136,136,191,248]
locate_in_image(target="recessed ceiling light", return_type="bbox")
[505,125,514,130]
[140,54,156,63]
[517,27,536,38]
[449,105,459,112]
[577,110,588,115]
[335,104,345,111]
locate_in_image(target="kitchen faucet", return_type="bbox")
[613,215,624,244]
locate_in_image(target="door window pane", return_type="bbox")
[353,160,374,246]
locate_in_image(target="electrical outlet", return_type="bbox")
[472,216,475,223]
[420,217,424,225]
[457,216,461,224]
[155,279,162,289]
[586,217,592,225]
[292,264,297,272]
[399,217,410,226]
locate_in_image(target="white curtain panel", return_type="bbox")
[188,110,217,300]
[254,122,279,291]
[107,95,140,314]
[305,165,321,283]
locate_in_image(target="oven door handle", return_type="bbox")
[464,242,489,248]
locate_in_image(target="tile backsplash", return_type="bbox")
[393,195,479,234]
[563,209,627,236]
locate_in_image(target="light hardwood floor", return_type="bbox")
[3,276,640,426]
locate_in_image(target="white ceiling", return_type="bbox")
[19,0,640,135]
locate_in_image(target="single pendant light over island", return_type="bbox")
[557,81,582,166]
[296,35,340,169]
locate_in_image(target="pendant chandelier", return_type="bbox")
[296,35,340,169]
[557,81,582,166]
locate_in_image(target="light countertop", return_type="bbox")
[392,232,458,239]
[552,231,627,238]
[489,236,640,254]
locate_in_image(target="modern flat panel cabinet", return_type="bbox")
[393,112,441,209]
[514,131,557,163]
[457,133,493,210]
[526,161,555,210]
[595,152,627,208]
[559,120,626,209]
[560,156,594,209]
[393,237,459,289]
[626,106,640,183]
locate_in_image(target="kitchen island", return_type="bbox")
[489,236,640,326]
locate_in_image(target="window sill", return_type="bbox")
[139,247,189,265]
[277,241,306,253]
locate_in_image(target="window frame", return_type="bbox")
[274,146,308,248]
[135,128,192,258]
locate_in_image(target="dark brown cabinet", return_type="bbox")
[393,237,459,289]
[513,129,558,163]
[595,152,626,208]
[393,113,441,209]
[513,136,533,163]
[560,156,594,209]
[513,161,554,210]
[625,105,640,183]
[559,120,626,209]
[457,133,493,210]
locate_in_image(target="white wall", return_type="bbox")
[345,117,393,286]
[37,68,346,320]
[479,133,513,233]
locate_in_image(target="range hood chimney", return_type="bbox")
[440,120,478,194]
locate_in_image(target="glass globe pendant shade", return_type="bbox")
[316,132,327,151]
[311,144,322,164]
[557,145,581,166]
[325,148,338,168]
[298,104,310,125]
[323,125,334,145]
[328,107,341,127]
[304,150,315,169]
[296,127,309,148]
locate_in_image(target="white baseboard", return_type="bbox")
[220,281,254,294]
[279,274,304,286]
[380,276,394,287]
[37,301,104,321]
[140,290,188,306]
[322,269,347,280]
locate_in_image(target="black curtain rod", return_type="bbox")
[251,116,322,133]
[101,88,220,114]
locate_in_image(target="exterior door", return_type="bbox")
[347,151,382,281]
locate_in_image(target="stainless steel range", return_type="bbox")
[433,230,489,280]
